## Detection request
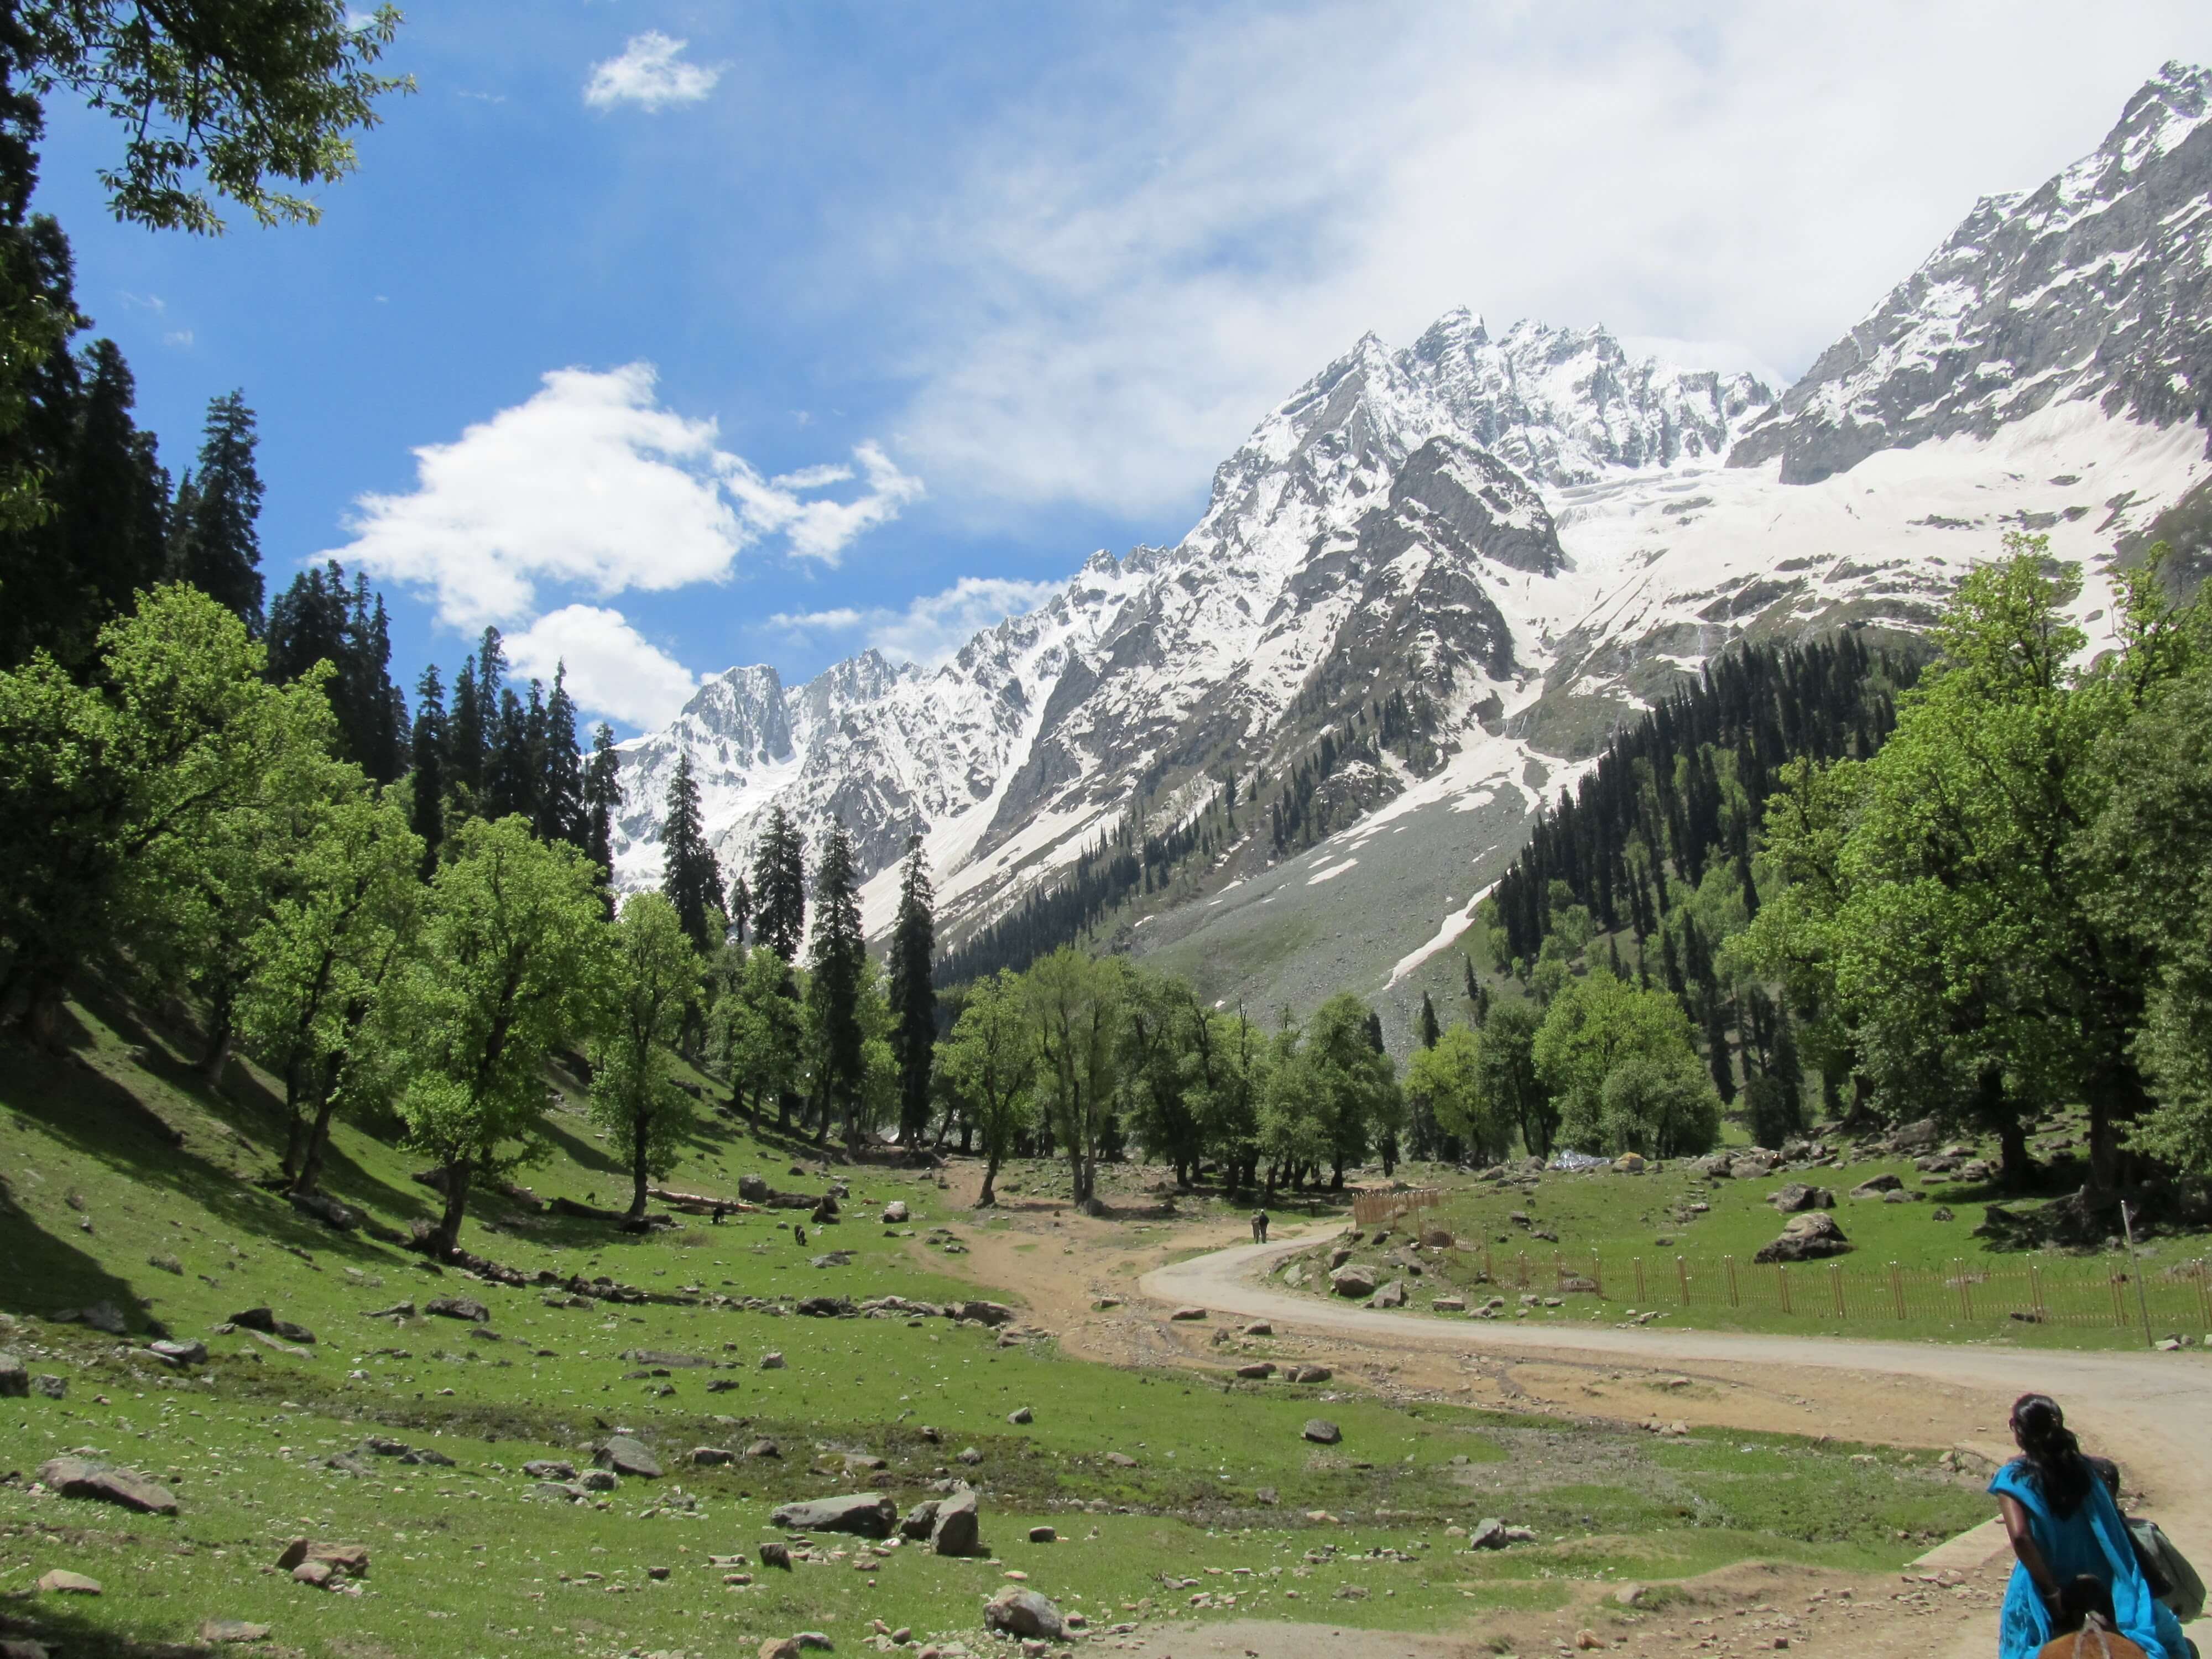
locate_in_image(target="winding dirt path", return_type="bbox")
[1113,1230,2212,1659]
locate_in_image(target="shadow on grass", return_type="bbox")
[0,1172,145,1328]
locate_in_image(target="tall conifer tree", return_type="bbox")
[659,752,724,953]
[583,722,622,901]
[750,804,807,962]
[808,820,867,1146]
[410,665,447,875]
[174,390,264,631]
[887,834,937,1144]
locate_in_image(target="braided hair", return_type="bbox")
[2011,1393,2094,1519]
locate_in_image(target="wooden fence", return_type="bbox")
[1352,1187,1447,1227]
[1429,1239,2212,1334]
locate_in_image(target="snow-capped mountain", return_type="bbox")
[614,65,2212,1038]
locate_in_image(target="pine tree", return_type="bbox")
[583,722,621,901]
[725,870,751,945]
[886,834,937,1144]
[1417,991,1441,1050]
[751,804,807,962]
[60,338,165,641]
[485,685,534,823]
[808,820,867,1147]
[410,665,447,877]
[446,656,482,804]
[174,390,264,632]
[536,666,584,847]
[658,752,724,954]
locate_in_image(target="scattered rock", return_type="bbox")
[759,1542,794,1570]
[745,1438,782,1460]
[984,1585,1067,1641]
[291,1560,334,1588]
[1290,1365,1332,1383]
[425,1295,492,1322]
[0,1354,25,1397]
[769,1493,898,1538]
[760,1352,787,1370]
[692,1446,734,1466]
[1328,1264,1377,1298]
[1234,1361,1275,1379]
[1468,1517,1506,1550]
[1752,1212,1851,1264]
[1302,1418,1342,1446]
[31,1374,64,1400]
[1007,1406,1034,1425]
[37,1569,102,1595]
[932,1486,983,1556]
[579,1470,619,1493]
[366,1300,415,1319]
[883,1201,910,1223]
[1105,1452,1137,1468]
[1766,1183,1834,1213]
[276,1540,369,1577]
[594,1436,663,1479]
[36,1457,179,1515]
[1241,1321,1272,1336]
[956,1446,983,1465]
[1932,1207,1955,1222]
[200,1620,272,1644]
[1882,1188,1927,1204]
[1369,1279,1407,1309]
[1612,1154,1647,1174]
[1850,1173,1903,1197]
[148,1338,207,1366]
[901,1500,941,1540]
[1027,1525,1056,1543]
[1168,1306,1208,1322]
[523,1459,576,1481]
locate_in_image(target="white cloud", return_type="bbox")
[508,604,700,728]
[866,2,2212,518]
[772,575,1062,668]
[585,32,721,111]
[328,363,921,627]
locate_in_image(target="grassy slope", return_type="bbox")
[1268,1150,2212,1350]
[2,993,1990,1658]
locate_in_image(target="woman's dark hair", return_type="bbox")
[2011,1393,2094,1518]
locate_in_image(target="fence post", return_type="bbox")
[2110,1273,2128,1328]
[1677,1255,1690,1307]
[1725,1255,1739,1308]
[1955,1260,1973,1322]
[1830,1262,1845,1318]
[1777,1262,1791,1315]
[1484,1240,1494,1283]
[1890,1262,1905,1320]
[2031,1262,2045,1321]
[1518,1250,1530,1290]
[1634,1256,1647,1303]
[1590,1251,1605,1298]
[2197,1261,2211,1329]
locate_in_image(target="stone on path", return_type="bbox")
[1370,1279,1407,1308]
[984,1585,1067,1641]
[1241,1321,1271,1336]
[768,1493,898,1538]
[37,1569,101,1595]
[1168,1306,1207,1321]
[1302,1419,1342,1446]
[37,1457,178,1515]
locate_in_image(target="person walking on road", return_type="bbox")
[1991,1394,2188,1659]
[1250,1209,1269,1244]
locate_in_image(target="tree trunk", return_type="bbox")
[978,1156,1001,1208]
[628,1111,651,1219]
[431,1162,473,1254]
[197,1014,234,1089]
[280,1068,311,1181]
[294,1091,341,1196]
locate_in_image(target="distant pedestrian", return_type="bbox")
[1251,1209,1269,1244]
[794,1223,807,1248]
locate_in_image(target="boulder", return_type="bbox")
[291,1561,335,1588]
[1242,1321,1273,1336]
[1613,1153,1647,1174]
[1752,1212,1851,1264]
[1468,1517,1507,1550]
[745,1438,782,1459]
[692,1446,734,1466]
[1891,1118,1939,1151]
[1007,1406,1034,1425]
[1105,1451,1138,1468]
[758,1542,793,1570]
[931,1486,982,1556]
[901,1500,941,1540]
[882,1201,910,1224]
[1302,1419,1342,1446]
[769,1493,898,1538]
[523,1459,576,1481]
[1027,1525,1056,1543]
[1850,1174,1903,1197]
[425,1296,490,1322]
[1767,1183,1833,1213]
[1235,1361,1275,1379]
[1370,1280,1407,1309]
[952,1300,1015,1327]
[594,1435,663,1479]
[1882,1188,1927,1204]
[1328,1264,1377,1298]
[200,1620,273,1644]
[37,1457,178,1515]
[148,1338,207,1366]
[984,1585,1067,1641]
[32,1374,63,1400]
[1328,1246,1354,1269]
[1290,1364,1332,1384]
[38,1569,102,1594]
[739,1173,771,1202]
[276,1540,369,1577]
[580,1470,619,1492]
[1420,1228,1454,1248]
[1168,1306,1207,1322]
[0,1353,25,1397]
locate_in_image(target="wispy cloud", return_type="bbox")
[585,32,721,111]
[772,575,1061,668]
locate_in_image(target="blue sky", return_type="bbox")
[30,2,2212,733]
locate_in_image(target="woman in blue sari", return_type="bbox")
[1990,1394,2190,1659]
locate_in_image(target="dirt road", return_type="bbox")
[1122,1230,2212,1659]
